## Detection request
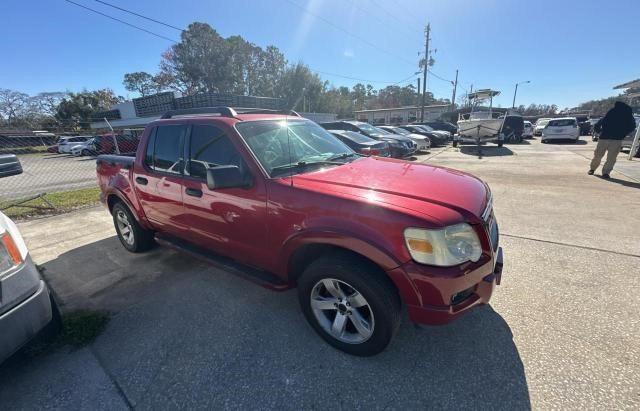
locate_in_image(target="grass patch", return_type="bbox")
[0,186,101,220]
[0,145,49,155]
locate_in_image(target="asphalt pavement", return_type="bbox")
[0,153,97,200]
[1,137,639,409]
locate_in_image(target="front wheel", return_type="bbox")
[112,202,155,253]
[297,254,401,356]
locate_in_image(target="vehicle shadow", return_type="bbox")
[543,139,587,145]
[0,236,531,409]
[459,145,515,157]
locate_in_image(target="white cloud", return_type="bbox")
[343,49,354,58]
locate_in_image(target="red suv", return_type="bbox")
[96,108,503,356]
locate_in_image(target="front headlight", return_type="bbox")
[404,224,482,266]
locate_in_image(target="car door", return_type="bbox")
[180,123,270,268]
[134,124,189,238]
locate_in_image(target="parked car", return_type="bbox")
[501,115,525,143]
[57,136,92,154]
[0,154,23,178]
[0,211,60,364]
[578,120,592,136]
[70,138,96,156]
[328,130,391,157]
[541,117,580,143]
[97,107,503,356]
[523,121,533,138]
[399,124,449,146]
[377,126,430,152]
[319,121,416,158]
[416,120,458,135]
[46,144,59,153]
[533,118,551,136]
[589,118,602,140]
[92,133,140,155]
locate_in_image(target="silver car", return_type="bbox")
[0,211,58,363]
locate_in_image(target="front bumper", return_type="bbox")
[0,258,53,363]
[390,247,503,325]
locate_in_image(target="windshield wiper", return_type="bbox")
[271,160,344,175]
[326,152,360,161]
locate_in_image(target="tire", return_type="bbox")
[297,253,401,356]
[82,149,90,156]
[497,141,504,147]
[452,140,458,148]
[112,202,155,253]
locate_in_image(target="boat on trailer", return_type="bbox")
[454,89,505,147]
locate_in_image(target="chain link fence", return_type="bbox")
[0,130,142,216]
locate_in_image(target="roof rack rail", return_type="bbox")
[160,107,302,120]
[233,108,301,117]
[160,107,238,119]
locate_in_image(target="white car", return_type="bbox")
[541,117,580,143]
[57,136,92,154]
[378,126,431,152]
[534,118,551,136]
[0,211,58,363]
[70,138,96,156]
[523,121,533,138]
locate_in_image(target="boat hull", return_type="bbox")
[457,118,504,138]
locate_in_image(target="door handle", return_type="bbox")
[135,177,148,185]
[185,188,203,197]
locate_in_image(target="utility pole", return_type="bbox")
[450,69,458,111]
[420,23,430,122]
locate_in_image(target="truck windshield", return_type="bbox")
[236,119,357,177]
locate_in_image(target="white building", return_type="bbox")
[353,105,450,125]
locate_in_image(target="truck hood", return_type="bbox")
[291,157,488,224]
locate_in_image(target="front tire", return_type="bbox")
[112,202,154,253]
[297,254,401,356]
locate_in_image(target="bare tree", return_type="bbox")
[0,89,29,125]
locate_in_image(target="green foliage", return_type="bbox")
[55,89,123,129]
[123,72,162,96]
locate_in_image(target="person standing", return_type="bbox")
[588,101,636,178]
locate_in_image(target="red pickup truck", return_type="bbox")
[97,107,503,356]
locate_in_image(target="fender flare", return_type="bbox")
[105,188,152,230]
[279,229,420,306]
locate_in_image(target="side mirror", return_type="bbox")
[206,165,250,190]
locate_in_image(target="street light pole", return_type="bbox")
[512,80,530,109]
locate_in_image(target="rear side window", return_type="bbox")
[548,119,576,127]
[188,125,244,180]
[150,125,187,174]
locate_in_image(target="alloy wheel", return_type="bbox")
[310,278,375,344]
[116,210,135,246]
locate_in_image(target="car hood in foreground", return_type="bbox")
[290,157,488,225]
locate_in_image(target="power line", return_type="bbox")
[368,0,423,32]
[63,0,178,43]
[283,0,417,66]
[67,0,418,87]
[92,0,184,32]
[346,0,416,38]
[428,69,454,84]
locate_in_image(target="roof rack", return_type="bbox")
[160,107,301,119]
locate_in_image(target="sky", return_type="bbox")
[1,0,639,109]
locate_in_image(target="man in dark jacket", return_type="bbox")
[589,101,636,178]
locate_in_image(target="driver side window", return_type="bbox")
[188,125,245,180]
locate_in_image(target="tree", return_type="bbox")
[159,22,232,94]
[0,89,29,125]
[123,72,161,96]
[56,89,123,129]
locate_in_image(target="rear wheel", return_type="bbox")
[297,254,401,356]
[112,202,154,253]
[81,149,91,156]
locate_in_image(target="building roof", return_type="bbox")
[353,105,449,113]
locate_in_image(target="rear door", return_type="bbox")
[134,124,189,238]
[181,124,270,267]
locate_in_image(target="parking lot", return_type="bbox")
[0,152,98,200]
[1,137,639,409]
